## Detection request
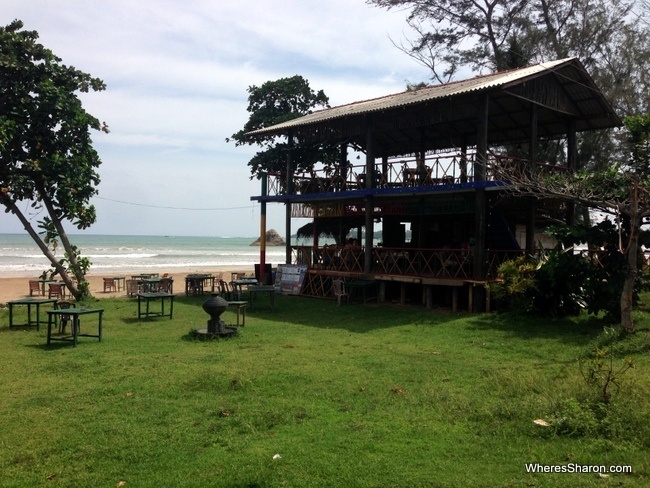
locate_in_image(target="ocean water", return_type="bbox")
[0,233,289,277]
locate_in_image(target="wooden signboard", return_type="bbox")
[275,264,308,295]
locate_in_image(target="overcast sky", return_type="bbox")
[1,0,430,238]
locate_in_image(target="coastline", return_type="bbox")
[0,266,255,304]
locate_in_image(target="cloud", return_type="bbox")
[1,0,429,237]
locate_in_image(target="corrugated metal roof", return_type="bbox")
[247,58,584,136]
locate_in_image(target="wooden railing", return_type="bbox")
[266,152,567,197]
[292,245,526,280]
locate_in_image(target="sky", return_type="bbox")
[1,0,433,238]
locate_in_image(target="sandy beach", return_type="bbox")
[0,267,255,304]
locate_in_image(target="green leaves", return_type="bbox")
[228,75,336,178]
[0,19,105,213]
[1,20,106,299]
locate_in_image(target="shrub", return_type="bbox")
[491,256,537,312]
[533,248,591,317]
[550,397,599,437]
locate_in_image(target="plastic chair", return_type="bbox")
[332,279,348,306]
[29,280,41,296]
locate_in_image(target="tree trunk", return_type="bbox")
[5,200,86,300]
[620,210,640,334]
[39,190,84,281]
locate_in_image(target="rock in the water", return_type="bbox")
[250,229,286,246]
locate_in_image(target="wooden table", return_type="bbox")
[141,278,161,292]
[248,285,275,309]
[8,297,58,330]
[131,274,156,280]
[185,274,215,295]
[109,276,126,291]
[231,278,258,300]
[47,308,103,347]
[137,292,174,320]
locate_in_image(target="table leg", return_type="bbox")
[27,303,33,329]
[72,317,79,347]
[47,314,53,345]
[9,304,13,328]
[98,312,103,341]
[169,297,174,319]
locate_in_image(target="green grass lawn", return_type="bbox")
[1,292,648,487]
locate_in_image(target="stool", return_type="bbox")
[227,301,248,327]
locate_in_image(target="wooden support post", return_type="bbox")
[566,119,577,226]
[364,117,374,274]
[468,281,491,313]
[379,281,386,303]
[340,142,348,184]
[285,131,293,264]
[425,285,433,309]
[473,94,488,312]
[259,173,267,284]
[527,105,538,254]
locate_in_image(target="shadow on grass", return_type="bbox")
[240,294,620,345]
[180,328,240,342]
[243,294,465,333]
[24,339,90,351]
[465,311,609,346]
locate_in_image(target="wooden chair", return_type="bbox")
[103,277,117,293]
[218,279,232,300]
[48,283,66,299]
[126,279,140,297]
[187,277,203,295]
[29,280,41,296]
[332,279,348,306]
[158,277,173,294]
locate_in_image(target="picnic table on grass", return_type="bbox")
[137,292,174,320]
[8,297,57,330]
[248,285,275,310]
[46,307,103,347]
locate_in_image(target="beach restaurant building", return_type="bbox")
[248,58,621,311]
